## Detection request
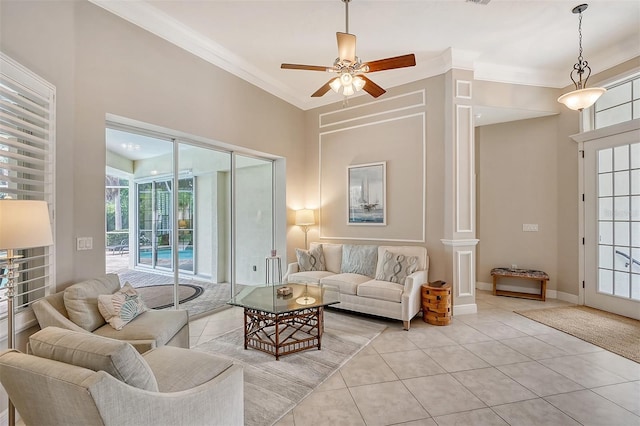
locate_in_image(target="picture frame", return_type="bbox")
[347,162,386,225]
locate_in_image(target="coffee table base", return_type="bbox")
[243,306,324,360]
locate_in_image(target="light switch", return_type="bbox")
[523,224,539,232]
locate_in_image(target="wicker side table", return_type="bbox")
[421,281,452,326]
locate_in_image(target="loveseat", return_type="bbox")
[0,327,243,426]
[283,243,429,329]
[32,274,189,353]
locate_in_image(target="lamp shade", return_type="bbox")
[557,87,606,111]
[0,200,53,250]
[295,209,315,226]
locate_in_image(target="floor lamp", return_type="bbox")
[0,200,53,426]
[295,209,315,249]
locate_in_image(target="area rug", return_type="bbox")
[516,306,640,363]
[136,284,203,309]
[195,310,386,426]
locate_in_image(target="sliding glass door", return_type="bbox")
[106,125,276,315]
[234,155,274,287]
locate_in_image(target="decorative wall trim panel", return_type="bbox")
[456,80,472,99]
[455,104,474,233]
[319,90,425,128]
[456,250,474,297]
[319,113,426,242]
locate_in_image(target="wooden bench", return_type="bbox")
[490,268,549,301]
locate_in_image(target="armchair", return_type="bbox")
[0,327,243,426]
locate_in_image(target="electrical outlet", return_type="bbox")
[523,224,538,232]
[511,264,518,269]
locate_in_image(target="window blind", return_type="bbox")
[0,53,55,320]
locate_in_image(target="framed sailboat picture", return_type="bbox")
[347,162,386,225]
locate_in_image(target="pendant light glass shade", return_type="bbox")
[557,87,606,111]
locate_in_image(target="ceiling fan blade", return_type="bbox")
[360,75,386,98]
[365,54,416,73]
[337,32,356,63]
[281,63,329,72]
[311,78,337,97]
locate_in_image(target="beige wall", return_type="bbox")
[303,77,447,282]
[476,116,561,291]
[0,0,306,289]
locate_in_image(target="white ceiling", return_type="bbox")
[91,0,640,117]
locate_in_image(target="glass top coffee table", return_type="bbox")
[228,283,340,360]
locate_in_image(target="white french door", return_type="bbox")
[583,120,640,319]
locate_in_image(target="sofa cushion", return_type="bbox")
[341,244,378,278]
[311,243,343,273]
[377,245,427,272]
[320,273,370,295]
[287,270,334,285]
[29,326,158,391]
[63,274,122,332]
[357,280,404,303]
[93,309,188,348]
[144,346,233,393]
[98,282,148,330]
[296,245,326,272]
[375,250,419,284]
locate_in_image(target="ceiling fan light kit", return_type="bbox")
[557,3,606,111]
[280,0,416,102]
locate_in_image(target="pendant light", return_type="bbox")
[557,4,606,111]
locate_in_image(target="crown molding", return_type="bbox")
[89,0,635,111]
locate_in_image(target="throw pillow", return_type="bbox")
[63,274,122,331]
[296,245,326,272]
[341,244,378,278]
[29,326,158,391]
[98,282,148,330]
[376,250,419,284]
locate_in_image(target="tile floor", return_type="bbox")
[189,291,640,426]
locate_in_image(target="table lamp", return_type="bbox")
[0,200,53,426]
[295,209,315,249]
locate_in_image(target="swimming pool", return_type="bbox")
[139,247,193,260]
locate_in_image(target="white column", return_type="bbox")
[442,68,478,315]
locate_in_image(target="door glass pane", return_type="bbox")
[631,143,640,169]
[599,221,613,245]
[631,170,640,195]
[599,148,613,173]
[598,173,612,196]
[599,197,613,220]
[614,246,630,271]
[631,274,640,300]
[599,245,613,269]
[235,155,273,286]
[614,197,630,221]
[599,268,613,294]
[614,145,629,171]
[632,222,640,247]
[614,171,629,196]
[614,271,630,297]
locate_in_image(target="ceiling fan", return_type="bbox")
[281,0,416,99]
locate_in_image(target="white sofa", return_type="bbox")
[283,243,429,330]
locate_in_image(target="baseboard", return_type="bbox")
[477,281,493,291]
[453,303,477,315]
[555,291,579,304]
